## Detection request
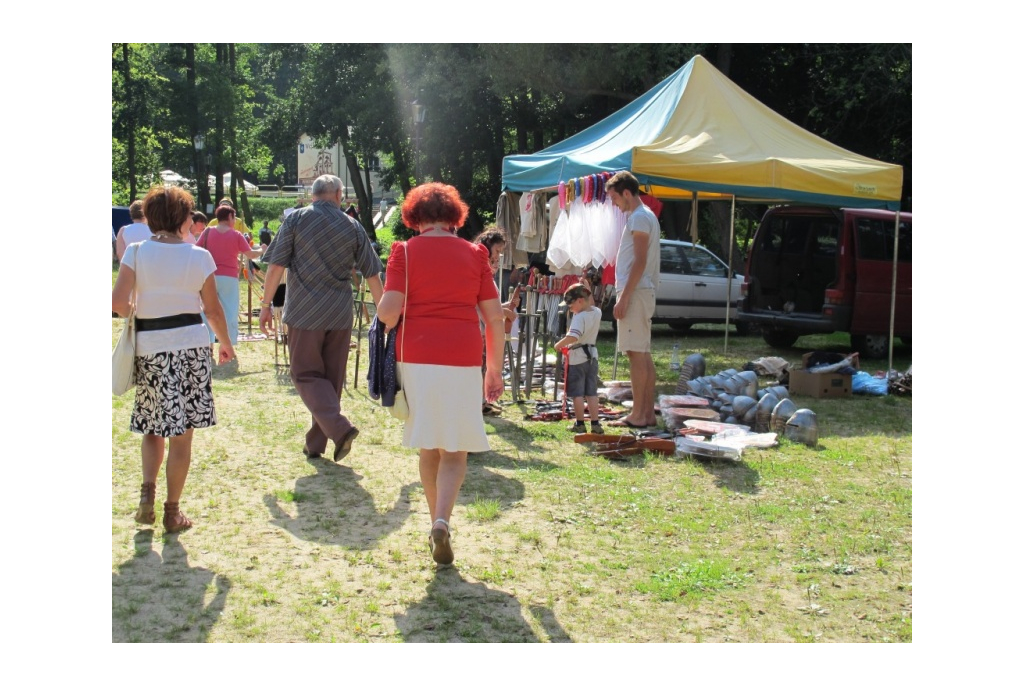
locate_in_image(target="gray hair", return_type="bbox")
[312,174,343,198]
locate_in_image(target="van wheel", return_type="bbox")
[669,322,692,332]
[762,329,799,349]
[734,322,753,336]
[852,334,889,359]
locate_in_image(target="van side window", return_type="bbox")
[856,218,912,263]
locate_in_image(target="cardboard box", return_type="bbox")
[788,353,854,398]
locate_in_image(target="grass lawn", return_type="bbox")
[111,268,911,643]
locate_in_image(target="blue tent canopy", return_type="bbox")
[501,55,902,210]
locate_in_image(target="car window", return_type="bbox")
[813,223,840,257]
[683,245,727,278]
[660,244,689,275]
[856,217,912,263]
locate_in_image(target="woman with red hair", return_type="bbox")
[377,183,504,566]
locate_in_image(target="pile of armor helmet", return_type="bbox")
[676,353,818,447]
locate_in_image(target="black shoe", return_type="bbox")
[334,427,360,462]
[303,447,322,460]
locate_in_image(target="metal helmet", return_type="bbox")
[731,395,757,418]
[680,353,706,381]
[723,376,743,395]
[697,379,716,398]
[736,370,759,398]
[755,393,780,433]
[785,409,819,447]
[770,398,797,432]
[742,405,758,427]
[768,386,790,402]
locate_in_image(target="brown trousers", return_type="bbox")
[287,327,354,454]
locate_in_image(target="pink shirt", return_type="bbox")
[199,227,251,277]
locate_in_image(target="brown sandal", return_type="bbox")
[428,519,454,565]
[134,482,156,525]
[163,501,193,534]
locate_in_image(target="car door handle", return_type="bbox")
[694,282,708,287]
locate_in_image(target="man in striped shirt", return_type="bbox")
[260,175,384,463]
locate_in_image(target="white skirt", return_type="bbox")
[398,363,490,453]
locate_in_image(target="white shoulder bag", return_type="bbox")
[112,243,140,395]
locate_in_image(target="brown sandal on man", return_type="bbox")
[163,501,193,534]
[135,482,156,525]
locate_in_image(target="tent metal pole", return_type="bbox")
[888,210,901,373]
[690,191,699,243]
[724,195,736,354]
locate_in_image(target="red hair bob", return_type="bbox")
[401,182,469,230]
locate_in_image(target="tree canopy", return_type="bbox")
[112,43,912,234]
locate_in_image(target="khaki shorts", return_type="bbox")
[616,289,654,353]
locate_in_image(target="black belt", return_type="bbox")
[570,343,597,361]
[135,313,203,332]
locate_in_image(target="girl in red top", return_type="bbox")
[377,183,504,566]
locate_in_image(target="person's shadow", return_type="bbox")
[112,531,230,642]
[264,458,415,550]
[394,567,573,642]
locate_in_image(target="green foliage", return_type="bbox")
[636,559,746,601]
[113,43,912,228]
[246,197,303,224]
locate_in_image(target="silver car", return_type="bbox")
[604,239,749,334]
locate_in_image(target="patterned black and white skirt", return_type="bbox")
[130,346,216,437]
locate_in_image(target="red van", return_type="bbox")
[737,206,911,358]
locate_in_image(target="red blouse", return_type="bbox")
[384,237,499,366]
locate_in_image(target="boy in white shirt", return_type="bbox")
[554,283,603,434]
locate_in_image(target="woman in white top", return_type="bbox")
[112,186,235,534]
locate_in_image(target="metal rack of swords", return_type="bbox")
[506,275,572,403]
[348,268,572,401]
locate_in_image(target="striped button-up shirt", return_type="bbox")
[265,200,383,330]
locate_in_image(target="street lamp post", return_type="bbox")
[411,100,426,184]
[193,134,207,211]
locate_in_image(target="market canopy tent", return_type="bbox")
[501,55,902,209]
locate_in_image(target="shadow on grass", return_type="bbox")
[689,456,762,494]
[461,461,527,507]
[469,448,559,473]
[480,411,565,456]
[112,531,231,643]
[394,567,573,642]
[264,458,415,550]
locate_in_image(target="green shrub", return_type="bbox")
[246,197,304,224]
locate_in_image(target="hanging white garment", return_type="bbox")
[566,197,593,269]
[546,207,572,269]
[542,195,559,252]
[604,202,628,267]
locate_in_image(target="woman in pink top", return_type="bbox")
[377,183,504,566]
[198,205,263,346]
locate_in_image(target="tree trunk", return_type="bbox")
[121,43,137,201]
[185,43,209,212]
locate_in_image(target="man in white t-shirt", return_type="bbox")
[115,200,151,261]
[606,171,661,429]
